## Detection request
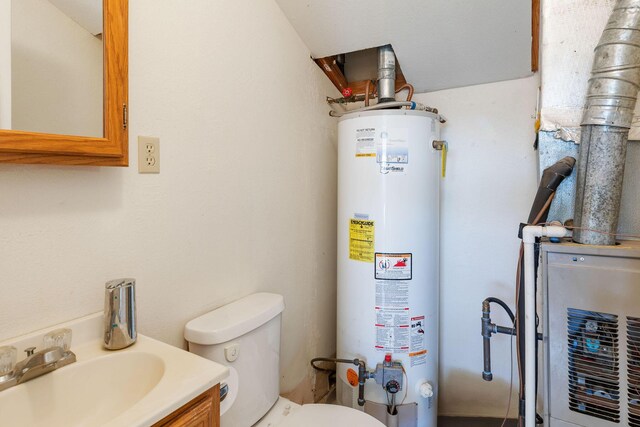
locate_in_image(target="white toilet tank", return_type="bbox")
[184,293,285,427]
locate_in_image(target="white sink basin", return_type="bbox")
[1,352,164,426]
[0,313,228,427]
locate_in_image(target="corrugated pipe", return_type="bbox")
[574,0,640,245]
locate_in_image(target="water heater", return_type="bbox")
[336,110,441,427]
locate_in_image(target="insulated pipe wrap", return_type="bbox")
[574,0,640,245]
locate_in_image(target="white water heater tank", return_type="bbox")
[336,110,440,427]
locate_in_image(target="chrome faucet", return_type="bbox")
[103,278,137,350]
[0,346,76,392]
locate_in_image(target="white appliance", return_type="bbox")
[541,240,640,426]
[336,110,441,427]
[184,293,385,427]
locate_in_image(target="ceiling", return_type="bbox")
[275,0,533,93]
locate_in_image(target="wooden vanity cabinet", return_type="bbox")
[152,384,220,427]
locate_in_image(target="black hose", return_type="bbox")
[526,156,575,224]
[310,357,359,372]
[310,357,368,407]
[484,297,515,323]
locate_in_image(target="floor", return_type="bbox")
[438,417,517,426]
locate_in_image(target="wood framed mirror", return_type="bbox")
[0,0,128,166]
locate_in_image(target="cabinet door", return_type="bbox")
[0,0,128,166]
[168,396,213,427]
[153,384,220,427]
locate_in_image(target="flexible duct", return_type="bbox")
[574,0,640,245]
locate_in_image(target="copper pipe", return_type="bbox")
[364,79,376,107]
[395,83,414,102]
[315,57,348,93]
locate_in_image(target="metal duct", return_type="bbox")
[574,0,640,245]
[377,45,396,103]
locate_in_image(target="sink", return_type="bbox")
[0,313,228,427]
[0,352,164,426]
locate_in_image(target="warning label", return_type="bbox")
[375,323,410,352]
[349,219,375,263]
[410,349,428,367]
[375,280,410,353]
[375,253,412,280]
[376,307,409,327]
[410,315,427,366]
[375,281,409,307]
[355,128,376,157]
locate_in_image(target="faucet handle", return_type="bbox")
[24,347,36,357]
[0,346,17,375]
[43,328,72,351]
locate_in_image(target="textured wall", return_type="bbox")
[413,75,540,417]
[0,0,338,396]
[0,0,10,128]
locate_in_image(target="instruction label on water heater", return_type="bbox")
[410,315,427,366]
[375,253,412,280]
[349,219,375,262]
[375,280,410,353]
[355,128,376,157]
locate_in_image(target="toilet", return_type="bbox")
[184,293,384,427]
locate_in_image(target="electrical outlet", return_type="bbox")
[138,136,160,173]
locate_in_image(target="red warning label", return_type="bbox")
[375,253,412,280]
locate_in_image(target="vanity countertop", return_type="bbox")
[0,313,229,427]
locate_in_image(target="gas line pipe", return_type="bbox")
[521,225,568,427]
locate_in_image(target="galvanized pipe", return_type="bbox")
[377,45,396,103]
[574,0,640,245]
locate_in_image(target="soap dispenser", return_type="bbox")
[103,278,137,350]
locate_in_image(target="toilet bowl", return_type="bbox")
[184,293,383,427]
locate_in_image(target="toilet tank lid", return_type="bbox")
[184,293,285,345]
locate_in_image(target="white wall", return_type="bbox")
[413,75,540,417]
[0,0,338,396]
[0,0,10,129]
[11,0,102,137]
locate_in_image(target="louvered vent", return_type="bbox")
[567,308,620,423]
[629,317,640,426]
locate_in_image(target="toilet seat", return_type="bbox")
[277,404,385,427]
[253,397,384,427]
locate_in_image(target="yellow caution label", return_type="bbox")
[349,219,375,263]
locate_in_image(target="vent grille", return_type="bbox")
[629,317,640,426]
[567,308,620,423]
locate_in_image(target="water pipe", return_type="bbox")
[521,225,568,427]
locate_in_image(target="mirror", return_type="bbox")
[0,0,128,167]
[10,0,103,137]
